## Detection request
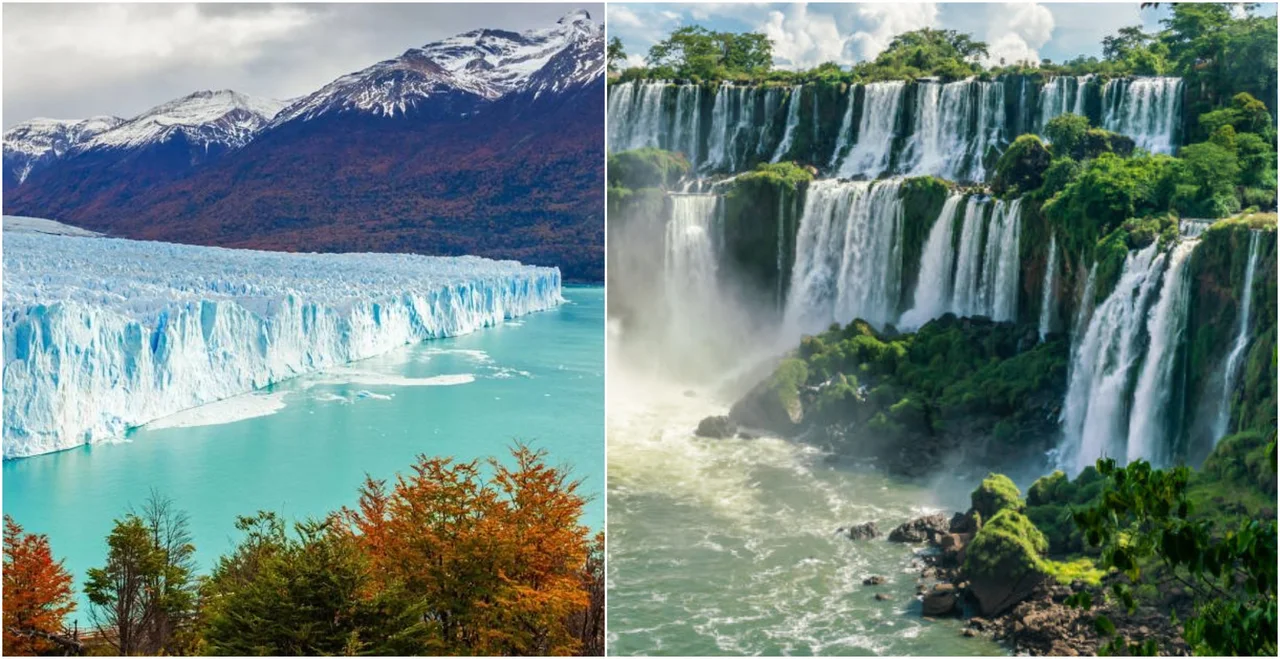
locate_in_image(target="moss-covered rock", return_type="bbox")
[971,473,1023,520]
[607,148,691,190]
[729,358,808,434]
[721,162,813,308]
[963,509,1051,615]
[992,135,1052,197]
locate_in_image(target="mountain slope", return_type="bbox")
[2,116,123,188]
[3,11,604,280]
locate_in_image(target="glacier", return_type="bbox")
[3,231,562,459]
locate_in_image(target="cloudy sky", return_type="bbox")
[3,2,603,128]
[608,2,1276,71]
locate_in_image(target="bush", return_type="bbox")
[971,473,1023,520]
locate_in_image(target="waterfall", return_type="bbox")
[1126,237,1199,465]
[830,84,859,168]
[836,81,905,178]
[1102,77,1183,154]
[902,80,1005,182]
[1213,231,1263,441]
[671,84,702,165]
[784,179,905,336]
[947,195,1022,320]
[1038,235,1058,340]
[985,198,1022,321]
[1038,76,1090,131]
[607,81,668,152]
[900,194,964,329]
[755,87,784,156]
[771,85,803,163]
[1060,243,1167,474]
[664,194,722,355]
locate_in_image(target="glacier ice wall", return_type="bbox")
[3,233,562,458]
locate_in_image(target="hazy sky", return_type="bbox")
[608,2,1277,71]
[3,2,603,128]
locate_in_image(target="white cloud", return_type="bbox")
[847,2,939,61]
[760,5,848,69]
[984,2,1055,66]
[608,5,646,29]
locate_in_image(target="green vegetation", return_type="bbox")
[607,148,691,190]
[1069,455,1277,656]
[637,25,772,81]
[971,474,1023,520]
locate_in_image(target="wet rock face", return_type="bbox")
[695,415,738,438]
[922,583,959,616]
[842,521,880,540]
[862,575,887,586]
[888,513,952,543]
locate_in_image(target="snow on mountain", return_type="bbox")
[2,214,101,237]
[272,9,603,123]
[83,89,284,151]
[3,231,562,458]
[2,116,123,184]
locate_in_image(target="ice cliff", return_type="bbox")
[3,231,562,458]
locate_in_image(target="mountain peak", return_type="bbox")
[84,89,284,151]
[558,9,592,25]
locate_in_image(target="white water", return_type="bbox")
[899,194,963,329]
[784,179,904,336]
[771,86,803,163]
[1038,235,1059,340]
[947,196,1023,321]
[1039,76,1091,131]
[829,84,859,168]
[902,80,1005,182]
[836,82,905,178]
[1213,231,1263,441]
[1102,77,1183,155]
[1126,238,1198,465]
[663,194,724,372]
[3,232,561,458]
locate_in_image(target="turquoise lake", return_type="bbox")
[3,286,603,623]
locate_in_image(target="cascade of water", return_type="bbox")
[1038,76,1090,131]
[836,81,905,178]
[1073,262,1098,337]
[1060,243,1167,474]
[900,80,1005,182]
[755,87,784,156]
[607,81,670,152]
[1102,77,1183,154]
[1039,235,1059,340]
[951,196,989,317]
[987,198,1023,321]
[829,84,859,168]
[783,179,905,336]
[772,85,804,163]
[899,194,964,329]
[1126,237,1199,466]
[705,84,733,171]
[664,194,722,334]
[671,84,702,165]
[1213,231,1263,441]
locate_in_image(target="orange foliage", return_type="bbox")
[3,515,76,656]
[339,443,592,656]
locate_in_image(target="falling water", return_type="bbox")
[664,194,723,367]
[607,81,668,151]
[1102,77,1183,154]
[783,179,905,336]
[1039,76,1091,131]
[1126,238,1199,465]
[947,196,1022,320]
[1060,243,1171,474]
[829,84,859,168]
[836,81,906,178]
[900,194,964,329]
[902,80,1005,182]
[1213,231,1263,441]
[771,86,803,163]
[1039,235,1059,340]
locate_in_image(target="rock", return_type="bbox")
[921,584,958,616]
[695,415,737,439]
[968,617,990,631]
[950,509,982,534]
[863,575,887,586]
[962,628,977,638]
[889,513,951,543]
[874,592,891,601]
[844,521,879,541]
[728,361,806,434]
[962,510,1050,616]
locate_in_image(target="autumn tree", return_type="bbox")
[566,532,605,656]
[340,443,593,655]
[2,516,76,656]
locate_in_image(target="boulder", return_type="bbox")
[949,510,982,534]
[922,583,959,616]
[728,359,807,434]
[888,513,951,543]
[862,575,887,586]
[962,510,1050,616]
[874,592,891,601]
[842,521,879,541]
[695,415,737,439]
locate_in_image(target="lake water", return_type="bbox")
[3,286,603,623]
[605,366,1005,656]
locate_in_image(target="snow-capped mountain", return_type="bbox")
[4,10,604,281]
[272,9,603,124]
[3,116,123,186]
[84,90,284,152]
